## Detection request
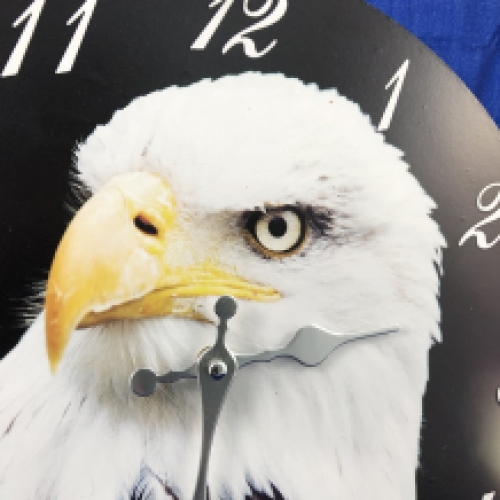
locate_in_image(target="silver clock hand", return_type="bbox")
[193,296,238,500]
[131,324,399,397]
[236,325,399,369]
[130,297,398,500]
[130,296,238,399]
[131,364,197,397]
[130,296,238,500]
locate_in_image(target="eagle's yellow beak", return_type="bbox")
[45,172,280,372]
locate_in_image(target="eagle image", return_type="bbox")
[0,73,444,500]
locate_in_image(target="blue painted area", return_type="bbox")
[365,0,500,126]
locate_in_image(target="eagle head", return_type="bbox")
[0,73,444,500]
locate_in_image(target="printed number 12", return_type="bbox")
[2,0,98,78]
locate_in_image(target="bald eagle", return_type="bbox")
[0,73,444,500]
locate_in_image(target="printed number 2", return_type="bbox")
[2,0,98,78]
[459,183,500,249]
[378,59,410,132]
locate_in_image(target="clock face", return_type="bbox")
[0,1,499,499]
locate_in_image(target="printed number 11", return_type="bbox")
[2,0,98,78]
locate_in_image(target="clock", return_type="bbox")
[0,1,499,499]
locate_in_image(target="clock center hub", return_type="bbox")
[208,359,228,380]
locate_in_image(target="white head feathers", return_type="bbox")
[0,73,445,500]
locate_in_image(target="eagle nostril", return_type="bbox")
[134,214,158,236]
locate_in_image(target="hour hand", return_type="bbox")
[131,363,197,397]
[236,325,399,369]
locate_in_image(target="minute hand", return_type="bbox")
[236,325,399,369]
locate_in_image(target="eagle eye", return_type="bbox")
[134,214,158,236]
[244,207,307,257]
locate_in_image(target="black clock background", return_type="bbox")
[365,0,500,129]
[0,0,499,498]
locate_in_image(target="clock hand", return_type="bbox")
[130,297,398,500]
[131,324,400,397]
[192,296,238,500]
[130,296,239,398]
[130,297,239,500]
[130,364,197,397]
[236,325,399,369]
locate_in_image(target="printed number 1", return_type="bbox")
[57,0,99,74]
[2,0,98,77]
[378,59,410,132]
[191,0,235,51]
[2,0,46,78]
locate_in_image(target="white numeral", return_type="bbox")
[459,183,500,249]
[483,493,496,500]
[378,59,410,132]
[56,0,99,74]
[243,0,273,17]
[223,0,287,58]
[2,0,46,78]
[1,0,97,77]
[191,0,235,51]
[192,0,287,58]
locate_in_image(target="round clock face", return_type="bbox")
[0,1,499,499]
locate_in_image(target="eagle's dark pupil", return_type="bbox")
[268,216,287,238]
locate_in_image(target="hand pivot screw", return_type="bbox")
[208,359,228,380]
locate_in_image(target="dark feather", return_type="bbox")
[130,481,284,499]
[246,484,284,499]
